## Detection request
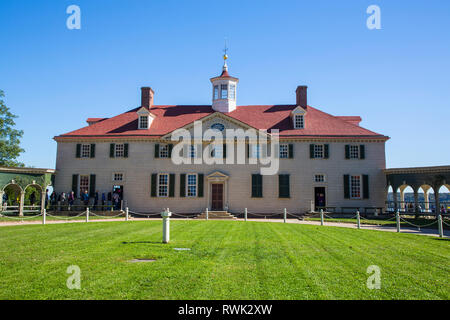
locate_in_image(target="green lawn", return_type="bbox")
[0,220,448,300]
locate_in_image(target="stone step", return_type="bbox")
[196,211,237,220]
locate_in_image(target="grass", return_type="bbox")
[0,220,449,300]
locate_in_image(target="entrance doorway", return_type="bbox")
[314,187,326,211]
[113,185,124,210]
[211,184,224,211]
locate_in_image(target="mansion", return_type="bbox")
[54,60,389,214]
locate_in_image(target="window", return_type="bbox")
[314,174,325,183]
[211,144,223,158]
[187,174,197,197]
[229,84,236,100]
[314,145,324,158]
[279,144,289,159]
[81,144,91,158]
[79,175,89,196]
[115,144,124,157]
[251,145,261,159]
[139,116,149,129]
[158,174,169,197]
[159,144,169,158]
[350,175,362,199]
[349,145,359,159]
[294,114,304,129]
[213,85,219,100]
[113,173,124,182]
[189,145,196,158]
[220,84,228,99]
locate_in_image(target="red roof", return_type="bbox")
[55,105,388,140]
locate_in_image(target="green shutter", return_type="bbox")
[110,144,115,158]
[288,144,294,159]
[72,174,79,197]
[180,174,186,197]
[223,143,227,159]
[279,174,290,198]
[154,144,160,158]
[258,174,263,197]
[76,144,81,158]
[345,145,350,159]
[309,144,314,158]
[89,174,96,197]
[251,174,263,198]
[151,174,157,197]
[324,144,329,159]
[169,174,175,197]
[344,175,350,199]
[198,174,204,197]
[247,144,250,158]
[90,144,95,158]
[363,175,369,199]
[168,144,173,158]
[124,143,129,158]
[360,145,365,159]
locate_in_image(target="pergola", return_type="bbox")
[0,166,55,216]
[385,165,450,214]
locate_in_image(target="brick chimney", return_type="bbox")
[141,87,154,109]
[296,86,308,109]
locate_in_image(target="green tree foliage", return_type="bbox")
[0,90,24,167]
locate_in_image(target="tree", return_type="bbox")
[0,90,24,167]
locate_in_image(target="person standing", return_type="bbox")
[68,191,75,210]
[101,192,106,208]
[83,190,89,207]
[94,191,99,210]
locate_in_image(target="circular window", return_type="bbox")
[211,123,225,132]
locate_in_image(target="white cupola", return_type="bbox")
[210,52,239,113]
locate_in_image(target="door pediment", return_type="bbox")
[206,171,229,181]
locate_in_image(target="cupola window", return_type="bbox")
[213,85,219,100]
[229,84,236,100]
[220,84,228,99]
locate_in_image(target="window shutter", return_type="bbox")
[76,144,81,158]
[345,145,350,159]
[343,175,350,199]
[110,144,115,158]
[168,144,173,158]
[363,175,369,199]
[169,174,175,197]
[154,144,160,158]
[288,144,294,159]
[89,174,96,197]
[247,144,250,158]
[279,174,290,198]
[223,143,227,159]
[309,144,315,158]
[90,144,95,158]
[324,144,329,159]
[72,174,79,197]
[360,145,365,159]
[252,174,263,198]
[198,174,204,197]
[180,174,186,197]
[151,174,157,197]
[258,174,263,197]
[124,143,129,158]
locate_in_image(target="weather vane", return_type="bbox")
[223,38,228,61]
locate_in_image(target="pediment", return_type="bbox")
[206,170,229,180]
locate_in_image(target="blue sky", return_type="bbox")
[0,0,449,169]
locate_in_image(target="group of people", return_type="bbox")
[45,189,123,211]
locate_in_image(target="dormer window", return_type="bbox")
[139,115,149,129]
[294,114,304,129]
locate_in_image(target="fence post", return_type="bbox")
[206,208,208,221]
[438,213,443,238]
[86,207,89,223]
[356,210,360,229]
[320,209,324,226]
[125,207,129,221]
[43,209,46,225]
[244,208,247,222]
[396,210,400,233]
[283,208,287,223]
